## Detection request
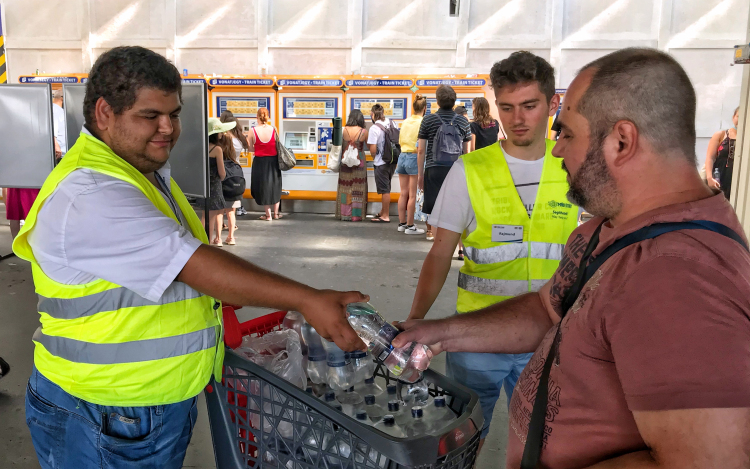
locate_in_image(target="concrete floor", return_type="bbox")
[0,208,508,469]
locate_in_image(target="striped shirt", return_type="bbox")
[418,109,472,169]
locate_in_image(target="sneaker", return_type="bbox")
[398,223,407,232]
[405,225,425,235]
[426,231,434,241]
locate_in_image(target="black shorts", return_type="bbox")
[422,165,452,214]
[374,163,396,194]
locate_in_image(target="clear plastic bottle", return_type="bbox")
[714,168,721,186]
[399,376,433,410]
[322,390,337,404]
[405,406,432,437]
[336,386,364,418]
[301,323,328,385]
[387,400,410,426]
[425,396,457,431]
[346,302,433,382]
[355,410,371,425]
[355,377,384,398]
[364,394,385,423]
[373,415,407,438]
[282,311,306,348]
[322,340,354,390]
[350,350,375,382]
[375,384,398,408]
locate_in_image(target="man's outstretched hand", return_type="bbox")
[299,290,369,352]
[392,318,448,355]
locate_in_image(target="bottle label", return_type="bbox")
[327,352,349,367]
[308,354,326,362]
[369,323,400,362]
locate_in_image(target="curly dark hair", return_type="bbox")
[490,51,555,103]
[83,46,182,127]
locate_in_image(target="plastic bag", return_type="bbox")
[327,145,342,172]
[414,189,428,222]
[237,329,307,389]
[341,144,360,168]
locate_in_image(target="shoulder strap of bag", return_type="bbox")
[520,219,748,469]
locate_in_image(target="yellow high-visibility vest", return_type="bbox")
[457,140,578,313]
[13,132,224,406]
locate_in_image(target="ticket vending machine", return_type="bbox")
[344,77,414,203]
[276,77,345,208]
[413,75,490,120]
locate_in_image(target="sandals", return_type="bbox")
[274,214,283,220]
[225,237,236,245]
[457,249,464,261]
[211,239,224,247]
[370,216,390,223]
[259,215,272,221]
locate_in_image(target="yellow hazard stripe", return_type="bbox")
[0,71,6,84]
[0,54,5,68]
[0,35,4,48]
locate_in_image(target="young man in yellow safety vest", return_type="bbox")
[405,51,578,450]
[14,46,367,468]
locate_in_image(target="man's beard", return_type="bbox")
[110,129,169,174]
[565,136,622,219]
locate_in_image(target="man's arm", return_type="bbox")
[417,138,427,190]
[462,141,470,154]
[408,228,461,320]
[179,245,367,351]
[585,408,750,469]
[368,143,377,156]
[395,280,559,354]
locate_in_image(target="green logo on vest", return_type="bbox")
[548,200,573,209]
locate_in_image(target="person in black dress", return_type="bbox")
[705,106,738,199]
[470,96,503,151]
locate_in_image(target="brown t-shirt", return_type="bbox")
[506,193,750,469]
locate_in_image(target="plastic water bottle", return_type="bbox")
[425,396,457,430]
[336,387,364,418]
[373,415,407,438]
[364,394,385,423]
[355,410,371,425]
[346,302,433,382]
[355,377,383,397]
[714,168,721,186]
[322,390,337,404]
[387,400,410,426]
[376,384,398,408]
[322,340,353,390]
[405,406,432,437]
[399,376,433,410]
[301,323,328,385]
[351,350,376,382]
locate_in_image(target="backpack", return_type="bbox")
[222,159,246,199]
[374,122,401,165]
[432,114,463,165]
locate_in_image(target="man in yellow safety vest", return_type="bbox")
[14,46,366,468]
[406,51,578,450]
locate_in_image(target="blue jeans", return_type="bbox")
[395,152,418,175]
[446,351,533,438]
[26,366,198,469]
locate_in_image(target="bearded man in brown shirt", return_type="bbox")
[394,48,750,468]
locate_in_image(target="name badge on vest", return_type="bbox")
[492,225,523,243]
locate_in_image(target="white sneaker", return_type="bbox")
[398,223,407,232]
[405,225,425,235]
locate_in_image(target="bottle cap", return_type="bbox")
[383,415,395,425]
[364,394,376,405]
[434,396,446,407]
[411,406,424,418]
[356,410,368,421]
[324,391,336,402]
[332,403,343,411]
[365,377,375,384]
[305,386,313,394]
[387,384,397,394]
[388,400,399,412]
[347,386,355,392]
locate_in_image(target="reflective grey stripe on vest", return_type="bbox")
[32,326,217,365]
[463,242,565,265]
[458,273,548,297]
[38,282,204,320]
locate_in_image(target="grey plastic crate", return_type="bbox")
[205,349,483,468]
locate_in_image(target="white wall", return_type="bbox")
[3,0,748,160]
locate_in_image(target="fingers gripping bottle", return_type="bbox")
[346,302,433,383]
[301,323,327,385]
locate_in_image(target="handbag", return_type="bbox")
[273,128,296,171]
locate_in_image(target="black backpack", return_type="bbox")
[374,122,401,165]
[222,160,246,199]
[432,114,463,165]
